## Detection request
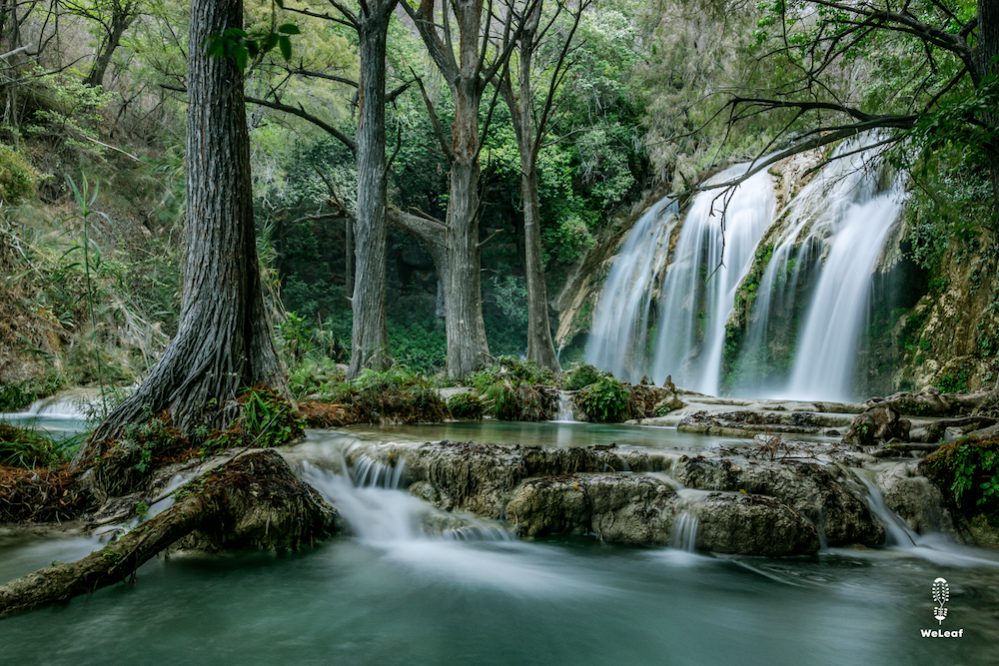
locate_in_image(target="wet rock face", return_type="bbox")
[688,493,821,557]
[866,387,954,417]
[505,475,676,544]
[876,463,954,535]
[673,455,884,547]
[346,440,915,556]
[392,441,672,518]
[843,405,911,447]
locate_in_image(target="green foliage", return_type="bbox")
[0,145,36,204]
[575,375,631,423]
[316,367,448,423]
[480,379,551,421]
[23,70,112,162]
[446,391,483,421]
[391,321,447,374]
[288,356,346,400]
[936,366,971,394]
[0,375,62,412]
[561,363,604,391]
[469,356,557,393]
[465,357,556,421]
[923,436,999,512]
[207,22,300,71]
[0,423,67,468]
[237,386,305,449]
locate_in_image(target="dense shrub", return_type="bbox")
[288,356,346,400]
[314,366,448,424]
[480,379,553,421]
[447,392,484,420]
[921,436,999,514]
[575,375,632,423]
[561,363,604,391]
[469,356,557,392]
[0,145,35,204]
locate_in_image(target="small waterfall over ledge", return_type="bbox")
[585,138,906,401]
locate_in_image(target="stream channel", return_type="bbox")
[1,415,997,665]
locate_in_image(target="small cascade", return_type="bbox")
[857,476,917,548]
[554,391,576,423]
[7,388,106,420]
[349,452,408,489]
[301,451,512,543]
[586,199,679,381]
[671,511,700,552]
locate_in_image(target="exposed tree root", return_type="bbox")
[0,449,339,618]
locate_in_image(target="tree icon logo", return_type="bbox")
[932,577,949,625]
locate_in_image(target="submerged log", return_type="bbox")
[0,449,338,618]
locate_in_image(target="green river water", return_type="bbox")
[1,419,997,665]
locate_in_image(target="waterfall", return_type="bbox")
[781,169,906,401]
[650,166,775,393]
[585,199,678,381]
[586,164,774,391]
[585,136,905,402]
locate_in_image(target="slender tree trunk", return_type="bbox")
[85,17,133,88]
[84,0,283,453]
[348,6,394,377]
[445,77,491,378]
[520,165,560,370]
[500,5,560,371]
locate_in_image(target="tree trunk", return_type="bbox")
[84,0,283,452]
[444,77,491,378]
[978,0,999,215]
[500,7,560,372]
[348,6,394,377]
[521,166,560,370]
[85,19,131,88]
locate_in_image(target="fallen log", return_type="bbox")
[0,449,339,618]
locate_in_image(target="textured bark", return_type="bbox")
[497,1,584,371]
[348,2,396,377]
[84,0,283,452]
[445,89,491,376]
[404,0,501,378]
[977,0,999,213]
[500,6,559,371]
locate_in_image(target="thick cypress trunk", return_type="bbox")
[85,0,283,452]
[445,78,491,378]
[348,6,393,377]
[978,0,999,214]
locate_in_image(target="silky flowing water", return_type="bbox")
[1,425,998,664]
[586,137,906,402]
